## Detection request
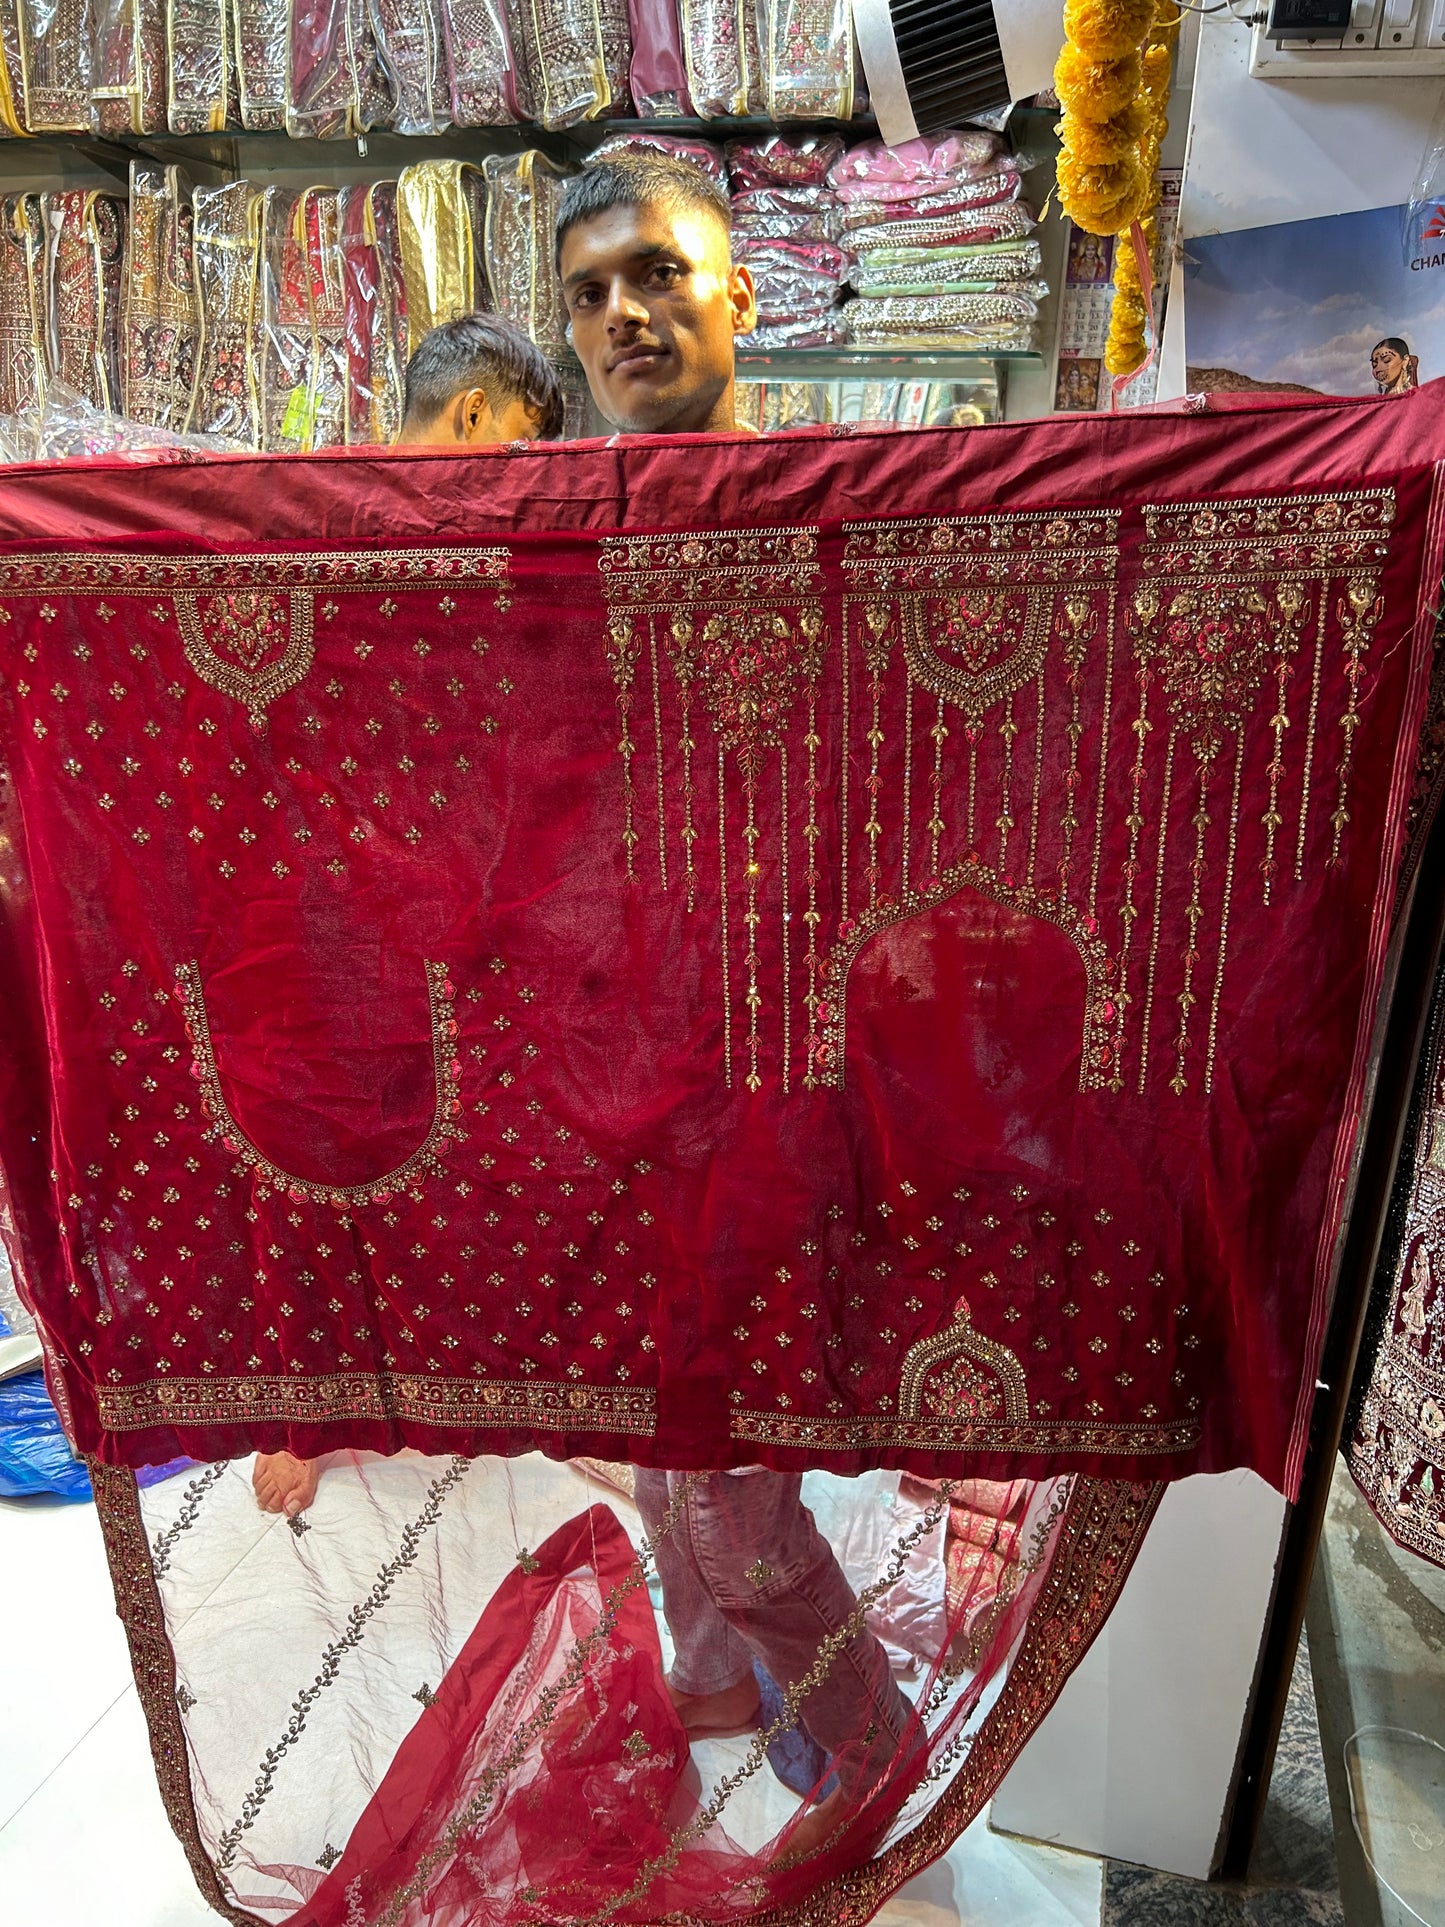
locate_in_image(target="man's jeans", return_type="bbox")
[634,1468,911,1795]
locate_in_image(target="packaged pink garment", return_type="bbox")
[727,133,846,191]
[585,130,727,185]
[834,166,1022,212]
[828,129,1005,191]
[627,0,692,114]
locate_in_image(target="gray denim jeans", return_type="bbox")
[634,1468,911,1794]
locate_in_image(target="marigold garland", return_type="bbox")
[1054,0,1182,380]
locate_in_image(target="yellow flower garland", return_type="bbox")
[1054,0,1182,380]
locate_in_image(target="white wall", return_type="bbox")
[992,1472,1287,1879]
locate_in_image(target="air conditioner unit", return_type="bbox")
[849,0,1064,144]
[1249,0,1445,74]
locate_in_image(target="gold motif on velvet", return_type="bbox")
[97,1371,657,1434]
[596,491,1398,1103]
[896,1295,1029,1426]
[173,589,314,723]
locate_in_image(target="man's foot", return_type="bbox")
[252,1451,319,1518]
[777,1784,857,1865]
[666,1673,761,1739]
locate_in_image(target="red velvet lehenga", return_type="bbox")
[3,393,1444,1921]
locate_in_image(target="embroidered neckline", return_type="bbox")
[173,958,465,1207]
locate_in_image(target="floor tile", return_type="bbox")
[0,1685,216,1926]
[0,1495,135,1830]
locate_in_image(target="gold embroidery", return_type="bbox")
[731,1410,1198,1453]
[174,958,465,1207]
[896,1295,1029,1426]
[174,588,315,727]
[96,1371,657,1434]
[813,852,1122,1092]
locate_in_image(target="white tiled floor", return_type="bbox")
[0,1486,1104,1927]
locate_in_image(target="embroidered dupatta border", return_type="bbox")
[86,1463,1162,1926]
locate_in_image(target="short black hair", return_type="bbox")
[554,154,732,274]
[402,313,565,439]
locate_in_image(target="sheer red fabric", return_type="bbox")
[1,395,1443,1502]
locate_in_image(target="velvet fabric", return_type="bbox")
[1,394,1443,1501]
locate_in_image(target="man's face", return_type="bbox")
[559,201,756,434]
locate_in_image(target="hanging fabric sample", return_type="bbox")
[0,193,48,413]
[122,163,201,432]
[395,158,487,352]
[505,0,609,127]
[482,148,569,356]
[42,188,125,411]
[438,0,514,123]
[90,0,166,131]
[228,0,286,126]
[0,0,28,130]
[15,0,90,128]
[341,179,408,446]
[758,0,852,120]
[166,0,228,131]
[191,179,262,444]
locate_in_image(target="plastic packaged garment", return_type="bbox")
[747,312,849,349]
[123,162,202,432]
[191,180,263,445]
[231,0,289,128]
[287,0,362,138]
[341,181,408,446]
[0,194,48,415]
[587,128,729,186]
[732,237,846,325]
[842,202,1037,255]
[850,239,1047,300]
[829,130,1006,195]
[439,0,515,124]
[483,148,570,356]
[678,0,762,116]
[836,168,1023,220]
[756,0,851,120]
[732,185,843,246]
[165,0,227,131]
[727,133,845,192]
[372,0,450,134]
[506,0,612,127]
[843,290,1040,350]
[89,0,165,131]
[16,0,91,128]
[627,0,689,115]
[42,188,125,413]
[0,0,27,129]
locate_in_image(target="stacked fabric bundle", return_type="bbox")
[831,130,1042,354]
[727,134,848,351]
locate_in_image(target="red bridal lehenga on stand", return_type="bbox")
[2,390,1444,1922]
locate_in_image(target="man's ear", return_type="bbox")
[729,261,757,339]
[457,386,494,442]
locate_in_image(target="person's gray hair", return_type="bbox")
[554,154,731,273]
[402,313,565,439]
